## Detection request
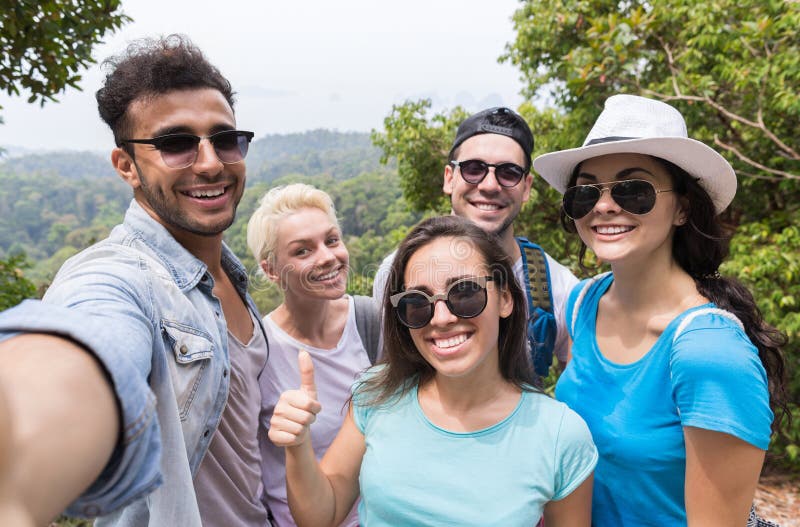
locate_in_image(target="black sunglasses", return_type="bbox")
[450,159,528,187]
[563,179,674,220]
[120,130,255,169]
[390,276,494,329]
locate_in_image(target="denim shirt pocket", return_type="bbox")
[161,320,215,421]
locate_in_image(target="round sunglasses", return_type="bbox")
[390,276,494,329]
[121,130,255,169]
[562,179,674,220]
[450,159,527,187]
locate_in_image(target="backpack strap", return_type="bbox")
[517,237,553,313]
[516,237,557,378]
[353,294,380,364]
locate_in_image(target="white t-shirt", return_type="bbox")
[259,296,371,527]
[372,246,578,363]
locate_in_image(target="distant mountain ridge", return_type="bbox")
[0,129,385,183]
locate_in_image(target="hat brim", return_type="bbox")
[533,137,737,214]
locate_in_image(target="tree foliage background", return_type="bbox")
[373,0,800,469]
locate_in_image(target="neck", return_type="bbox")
[170,228,225,274]
[609,253,699,310]
[274,293,344,340]
[425,354,507,411]
[499,228,521,262]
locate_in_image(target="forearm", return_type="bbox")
[0,334,119,525]
[285,441,338,527]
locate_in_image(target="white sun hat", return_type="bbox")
[533,94,737,213]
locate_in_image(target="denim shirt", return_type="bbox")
[0,200,265,526]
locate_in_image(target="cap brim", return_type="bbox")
[533,137,737,213]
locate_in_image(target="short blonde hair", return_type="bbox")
[246,183,340,265]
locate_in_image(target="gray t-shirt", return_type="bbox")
[195,310,270,526]
[260,296,370,527]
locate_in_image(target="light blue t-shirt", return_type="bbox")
[556,274,772,525]
[352,382,597,526]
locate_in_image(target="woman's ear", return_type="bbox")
[260,259,279,283]
[674,196,690,226]
[499,285,514,319]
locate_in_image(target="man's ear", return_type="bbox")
[520,173,533,204]
[111,147,141,190]
[443,163,455,196]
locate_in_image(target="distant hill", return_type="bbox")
[0,129,389,184]
[0,129,407,290]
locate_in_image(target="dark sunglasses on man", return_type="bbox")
[450,159,528,188]
[562,179,674,220]
[390,276,495,329]
[120,130,255,169]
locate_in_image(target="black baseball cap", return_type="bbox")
[449,107,534,166]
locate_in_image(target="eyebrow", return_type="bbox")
[149,123,235,138]
[286,228,339,247]
[404,274,477,293]
[577,166,656,182]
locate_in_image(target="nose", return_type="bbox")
[192,137,224,174]
[315,244,337,266]
[476,167,502,192]
[429,298,457,327]
[593,187,620,215]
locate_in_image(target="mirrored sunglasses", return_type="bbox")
[450,159,527,187]
[562,179,673,220]
[390,276,494,329]
[121,130,255,169]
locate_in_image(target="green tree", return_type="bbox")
[371,100,469,213]
[0,253,36,310]
[501,0,800,219]
[0,0,130,118]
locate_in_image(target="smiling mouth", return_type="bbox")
[182,186,228,199]
[594,225,634,235]
[311,268,342,282]
[432,332,470,349]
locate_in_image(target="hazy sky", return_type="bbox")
[0,0,527,153]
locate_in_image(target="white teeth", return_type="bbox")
[475,203,501,211]
[595,225,634,235]
[434,333,468,349]
[313,269,339,281]
[187,188,225,198]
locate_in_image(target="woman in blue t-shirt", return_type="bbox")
[268,215,597,526]
[533,94,789,525]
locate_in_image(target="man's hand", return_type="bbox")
[269,351,322,448]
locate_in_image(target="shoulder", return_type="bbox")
[670,308,760,371]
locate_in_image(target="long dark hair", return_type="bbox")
[357,216,534,407]
[561,157,789,434]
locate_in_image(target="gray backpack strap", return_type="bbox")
[353,295,380,364]
[570,272,612,336]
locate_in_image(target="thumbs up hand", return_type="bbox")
[269,350,323,448]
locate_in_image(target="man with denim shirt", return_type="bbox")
[0,36,270,526]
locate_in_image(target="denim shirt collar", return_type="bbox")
[123,199,250,296]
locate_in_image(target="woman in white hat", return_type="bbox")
[534,94,788,525]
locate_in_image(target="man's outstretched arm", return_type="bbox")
[0,334,119,526]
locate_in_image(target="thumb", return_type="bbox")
[298,350,317,401]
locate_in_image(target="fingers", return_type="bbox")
[269,383,322,448]
[298,350,317,401]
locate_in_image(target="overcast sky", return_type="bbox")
[0,0,527,153]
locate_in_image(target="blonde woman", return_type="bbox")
[247,183,379,526]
